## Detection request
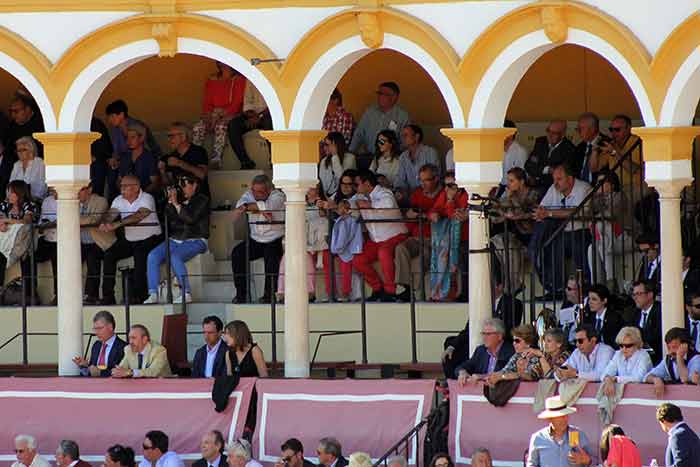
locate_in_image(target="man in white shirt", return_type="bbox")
[231,174,285,303]
[12,435,49,467]
[192,316,227,378]
[98,174,162,304]
[352,170,408,302]
[529,164,592,299]
[55,440,90,467]
[139,431,184,467]
[226,81,272,170]
[558,324,614,381]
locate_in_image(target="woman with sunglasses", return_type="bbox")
[144,176,210,304]
[369,130,401,188]
[486,324,542,385]
[601,326,652,395]
[319,131,356,198]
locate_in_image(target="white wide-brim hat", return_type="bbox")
[538,396,577,419]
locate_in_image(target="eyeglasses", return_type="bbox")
[632,291,650,297]
[566,286,577,291]
[376,91,394,97]
[691,303,700,309]
[142,445,154,451]
[575,338,587,344]
[281,456,293,463]
[14,449,26,454]
[377,138,388,145]
[608,127,624,133]
[513,338,523,344]
[481,331,498,336]
[619,343,636,349]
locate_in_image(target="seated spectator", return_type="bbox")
[224,320,268,377]
[599,425,641,467]
[495,120,528,198]
[227,439,261,467]
[160,122,210,198]
[369,130,401,188]
[635,233,660,293]
[524,119,576,192]
[602,326,652,390]
[138,431,183,467]
[486,324,542,384]
[349,81,409,155]
[582,284,624,349]
[78,183,114,304]
[629,280,662,364]
[55,440,90,467]
[559,324,614,382]
[529,164,592,300]
[319,131,357,198]
[600,115,643,195]
[527,396,593,467]
[575,112,611,184]
[491,167,539,292]
[395,163,442,301]
[682,252,700,298]
[72,310,126,377]
[192,61,246,165]
[394,125,439,197]
[524,328,570,379]
[645,327,700,395]
[89,116,113,199]
[119,122,160,195]
[35,188,57,304]
[276,439,316,467]
[352,170,409,302]
[144,176,209,304]
[10,137,46,200]
[12,435,49,467]
[318,169,358,211]
[0,180,36,293]
[230,174,285,303]
[317,438,347,467]
[429,453,455,467]
[104,445,136,467]
[429,171,469,301]
[99,175,162,305]
[226,80,272,170]
[193,431,226,467]
[686,292,700,351]
[329,199,363,302]
[559,276,588,346]
[456,318,515,384]
[112,324,172,378]
[323,88,355,148]
[348,453,372,467]
[192,316,227,378]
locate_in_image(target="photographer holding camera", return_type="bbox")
[144,175,210,304]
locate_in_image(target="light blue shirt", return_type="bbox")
[645,354,700,382]
[349,103,409,154]
[204,339,223,378]
[527,425,593,467]
[564,343,615,381]
[394,144,440,191]
[330,215,363,262]
[602,348,653,383]
[139,451,184,467]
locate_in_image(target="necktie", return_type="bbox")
[581,143,592,182]
[692,322,699,348]
[97,342,108,366]
[647,261,654,278]
[596,318,603,333]
[138,353,144,370]
[640,312,648,329]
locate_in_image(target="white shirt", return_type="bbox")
[602,348,653,383]
[246,460,263,467]
[40,195,57,242]
[243,81,267,114]
[139,451,184,467]
[500,140,528,186]
[359,185,408,242]
[10,158,47,200]
[205,455,222,467]
[236,189,286,243]
[204,338,223,378]
[369,155,401,188]
[564,343,615,381]
[111,190,162,241]
[319,153,357,197]
[540,178,592,231]
[11,453,50,467]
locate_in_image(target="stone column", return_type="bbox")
[260,130,325,378]
[34,132,99,375]
[634,127,700,339]
[441,128,515,354]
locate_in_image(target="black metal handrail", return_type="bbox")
[372,417,430,467]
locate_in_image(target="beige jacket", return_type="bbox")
[118,342,172,378]
[80,193,116,251]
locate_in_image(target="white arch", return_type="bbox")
[289,33,465,130]
[59,38,286,132]
[659,47,700,126]
[468,29,657,128]
[0,51,56,131]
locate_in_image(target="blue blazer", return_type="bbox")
[192,340,228,378]
[666,422,700,467]
[88,336,127,377]
[454,341,515,378]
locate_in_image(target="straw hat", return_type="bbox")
[537,396,577,419]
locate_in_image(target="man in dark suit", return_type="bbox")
[72,310,126,377]
[657,403,700,467]
[524,120,576,192]
[454,318,514,384]
[192,316,227,378]
[582,284,624,349]
[277,439,316,467]
[193,431,226,467]
[573,112,611,184]
[684,292,700,352]
[683,253,700,298]
[629,280,663,363]
[317,438,348,467]
[636,234,661,293]
[55,440,91,467]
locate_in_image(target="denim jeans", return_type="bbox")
[147,238,207,294]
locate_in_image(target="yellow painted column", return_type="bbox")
[261,130,325,378]
[634,127,700,338]
[441,128,515,354]
[34,132,99,375]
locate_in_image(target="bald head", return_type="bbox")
[546,120,567,146]
[119,175,141,201]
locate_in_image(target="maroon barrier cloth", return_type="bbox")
[448,381,700,466]
[0,377,256,466]
[254,378,435,465]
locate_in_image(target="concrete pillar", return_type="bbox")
[34,132,99,375]
[441,128,515,354]
[260,130,325,377]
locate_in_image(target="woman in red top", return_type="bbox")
[192,61,247,165]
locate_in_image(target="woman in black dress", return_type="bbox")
[223,320,268,377]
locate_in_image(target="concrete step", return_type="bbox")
[208,169,267,209]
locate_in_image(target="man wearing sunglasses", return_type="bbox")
[11,435,48,467]
[558,324,614,382]
[685,292,700,352]
[635,234,661,294]
[349,81,409,155]
[599,115,642,193]
[139,431,183,467]
[275,439,316,467]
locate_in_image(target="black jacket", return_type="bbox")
[87,336,127,377]
[193,454,228,467]
[455,341,515,378]
[524,136,577,187]
[574,134,612,182]
[494,294,524,337]
[583,308,625,349]
[192,340,228,378]
[629,302,663,364]
[166,192,210,240]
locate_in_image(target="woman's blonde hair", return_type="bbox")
[348,452,373,467]
[615,326,642,348]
